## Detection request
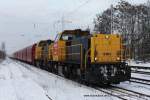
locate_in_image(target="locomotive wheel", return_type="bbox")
[51,62,55,73]
[35,61,40,68]
[48,62,52,72]
[43,61,47,70]
[70,66,77,79]
[53,63,58,74]
[63,66,69,78]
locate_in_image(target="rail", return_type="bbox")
[132,70,150,75]
[130,77,150,85]
[111,85,150,100]
[94,85,150,100]
[130,66,150,70]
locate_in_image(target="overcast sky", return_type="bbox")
[0,0,147,54]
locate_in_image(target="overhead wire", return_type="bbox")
[68,0,92,16]
[54,0,93,32]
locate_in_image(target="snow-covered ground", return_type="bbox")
[0,59,120,100]
[128,60,150,81]
[1,58,150,100]
[128,60,150,67]
[115,81,150,96]
[128,59,150,80]
[132,73,150,80]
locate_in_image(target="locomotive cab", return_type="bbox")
[52,29,90,62]
[35,40,53,67]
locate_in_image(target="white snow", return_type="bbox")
[128,60,150,67]
[115,81,150,96]
[132,69,150,73]
[132,73,150,81]
[0,59,49,100]
[0,58,119,100]
[128,59,150,80]
[128,59,150,81]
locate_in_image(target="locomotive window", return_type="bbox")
[61,34,75,41]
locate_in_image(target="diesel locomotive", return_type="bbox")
[13,29,131,85]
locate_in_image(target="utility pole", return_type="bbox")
[61,15,65,31]
[60,14,72,31]
[1,42,5,52]
[53,17,72,34]
[53,20,60,35]
[1,42,6,59]
[111,4,114,34]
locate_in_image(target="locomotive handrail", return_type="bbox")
[80,44,83,71]
[48,43,82,50]
[65,53,80,55]
[48,53,81,56]
[66,44,82,48]
[85,49,90,70]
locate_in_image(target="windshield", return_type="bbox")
[61,34,75,41]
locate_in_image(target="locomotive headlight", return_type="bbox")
[117,57,120,61]
[105,35,109,39]
[95,57,98,61]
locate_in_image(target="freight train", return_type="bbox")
[12,29,131,85]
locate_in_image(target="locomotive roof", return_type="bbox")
[61,29,90,36]
[38,39,53,46]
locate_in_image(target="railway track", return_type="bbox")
[130,65,150,85]
[130,66,150,70]
[130,65,150,75]
[111,85,150,100]
[94,87,127,100]
[130,77,150,85]
[94,85,150,100]
[111,85,150,96]
[132,70,150,75]
[45,94,53,100]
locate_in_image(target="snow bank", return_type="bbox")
[0,59,119,100]
[0,59,51,100]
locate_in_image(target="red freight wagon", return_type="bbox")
[26,44,36,64]
[24,48,27,61]
[18,52,21,60]
[20,49,26,61]
[20,49,25,61]
[20,50,23,61]
[13,44,36,64]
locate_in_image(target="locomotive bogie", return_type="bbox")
[84,63,131,84]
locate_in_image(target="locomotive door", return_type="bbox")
[91,34,121,63]
[102,35,112,62]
